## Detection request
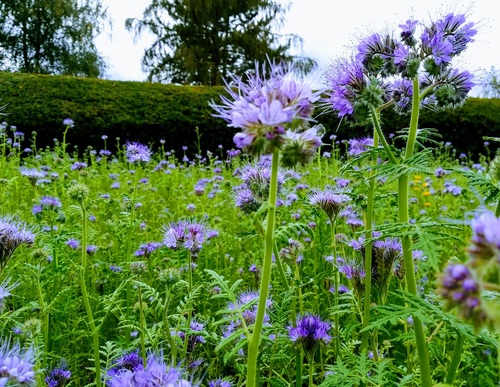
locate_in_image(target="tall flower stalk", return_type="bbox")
[324,12,477,387]
[211,60,322,387]
[67,183,101,387]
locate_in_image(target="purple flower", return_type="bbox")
[0,341,35,385]
[324,58,367,118]
[210,61,320,155]
[399,19,418,44]
[125,142,152,163]
[438,263,487,329]
[163,220,216,254]
[0,216,36,269]
[65,239,80,250]
[0,278,17,309]
[106,350,144,380]
[45,362,71,387]
[134,242,162,258]
[19,167,47,187]
[107,353,195,386]
[309,188,351,222]
[86,245,98,255]
[348,137,373,156]
[469,211,500,261]
[288,314,331,354]
[443,180,462,196]
[62,118,74,127]
[224,291,272,337]
[209,379,232,387]
[70,161,87,171]
[281,126,324,167]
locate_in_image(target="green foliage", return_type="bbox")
[0,0,108,77]
[0,72,499,157]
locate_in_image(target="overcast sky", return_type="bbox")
[94,0,499,95]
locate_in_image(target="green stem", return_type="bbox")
[296,351,303,387]
[445,332,465,385]
[331,221,340,357]
[273,243,290,291]
[398,77,432,387]
[138,285,147,367]
[360,129,379,355]
[495,199,500,217]
[309,358,314,386]
[246,148,280,387]
[79,203,101,387]
[370,107,398,165]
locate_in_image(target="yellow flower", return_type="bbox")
[424,202,431,207]
[423,191,431,196]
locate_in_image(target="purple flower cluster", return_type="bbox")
[443,180,462,196]
[210,61,320,155]
[438,263,487,329]
[309,188,351,222]
[223,291,272,338]
[469,211,500,261]
[208,379,232,387]
[106,352,196,386]
[163,220,217,254]
[178,320,206,353]
[324,12,477,119]
[45,362,71,387]
[348,137,373,156]
[0,341,36,385]
[0,216,36,270]
[288,314,331,354]
[134,242,163,259]
[125,142,152,163]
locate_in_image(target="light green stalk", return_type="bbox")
[246,148,280,387]
[398,77,432,387]
[79,202,102,387]
[360,128,379,355]
[446,333,465,385]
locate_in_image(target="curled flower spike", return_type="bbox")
[469,211,500,262]
[0,216,36,271]
[45,361,71,387]
[437,263,488,330]
[288,314,331,355]
[163,220,217,254]
[210,60,320,155]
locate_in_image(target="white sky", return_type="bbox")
[95,0,499,94]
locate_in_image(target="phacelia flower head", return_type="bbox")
[106,352,196,386]
[288,314,331,355]
[347,137,373,156]
[125,142,152,163]
[309,188,351,222]
[0,341,36,385]
[0,216,36,271]
[45,361,71,387]
[437,263,487,330]
[163,220,217,255]
[323,57,371,119]
[211,60,320,155]
[0,278,17,310]
[469,211,500,263]
[281,125,324,168]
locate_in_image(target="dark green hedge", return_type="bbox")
[0,71,499,157]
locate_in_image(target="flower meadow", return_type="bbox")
[1,10,500,387]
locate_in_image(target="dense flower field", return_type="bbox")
[0,126,498,386]
[1,9,500,387]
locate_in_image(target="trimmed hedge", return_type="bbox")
[0,71,499,157]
